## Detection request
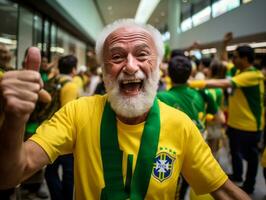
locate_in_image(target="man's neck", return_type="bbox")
[240,64,252,72]
[117,111,149,125]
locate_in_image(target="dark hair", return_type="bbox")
[168,56,192,84]
[170,49,185,59]
[261,56,266,68]
[200,57,212,68]
[210,59,226,79]
[236,45,254,63]
[58,55,77,74]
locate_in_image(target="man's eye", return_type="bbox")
[112,55,124,62]
[137,52,149,60]
[112,55,121,60]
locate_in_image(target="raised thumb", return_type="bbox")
[24,47,41,71]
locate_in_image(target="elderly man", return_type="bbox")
[0,19,250,200]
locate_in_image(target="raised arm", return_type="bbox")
[0,47,50,189]
[188,78,232,89]
[211,179,251,200]
[219,32,233,62]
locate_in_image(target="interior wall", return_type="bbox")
[55,0,104,42]
[170,0,266,49]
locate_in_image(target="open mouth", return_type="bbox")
[119,79,144,95]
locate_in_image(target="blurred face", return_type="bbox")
[0,45,11,65]
[233,51,243,69]
[202,67,211,79]
[102,26,160,118]
[41,57,49,71]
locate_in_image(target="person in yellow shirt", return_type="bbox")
[44,55,79,200]
[189,45,264,194]
[0,19,251,200]
[262,148,266,183]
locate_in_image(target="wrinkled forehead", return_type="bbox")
[103,26,156,49]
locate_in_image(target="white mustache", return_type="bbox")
[117,70,146,82]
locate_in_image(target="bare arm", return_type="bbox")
[0,115,49,188]
[219,32,233,62]
[188,78,232,89]
[211,179,251,200]
[205,79,232,88]
[38,88,51,103]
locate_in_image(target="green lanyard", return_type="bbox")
[100,98,161,200]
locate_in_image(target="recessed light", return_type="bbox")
[107,6,112,10]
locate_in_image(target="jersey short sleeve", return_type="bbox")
[60,82,79,106]
[30,100,78,162]
[181,122,228,194]
[231,70,264,88]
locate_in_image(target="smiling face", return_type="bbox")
[102,26,160,118]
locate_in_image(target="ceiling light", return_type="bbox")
[250,42,266,48]
[0,37,16,45]
[107,6,112,11]
[135,0,161,24]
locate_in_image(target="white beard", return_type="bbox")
[103,66,160,118]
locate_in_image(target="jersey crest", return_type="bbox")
[152,152,175,182]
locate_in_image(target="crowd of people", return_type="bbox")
[0,19,265,200]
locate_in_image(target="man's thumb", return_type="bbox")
[24,47,41,71]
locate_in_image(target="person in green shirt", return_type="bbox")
[158,55,225,199]
[158,56,224,134]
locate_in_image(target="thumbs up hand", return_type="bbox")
[0,47,43,122]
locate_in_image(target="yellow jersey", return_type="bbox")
[31,95,227,199]
[228,67,264,131]
[262,148,266,168]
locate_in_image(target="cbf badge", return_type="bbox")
[152,152,175,182]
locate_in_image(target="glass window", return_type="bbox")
[0,0,18,68]
[43,19,50,55]
[181,18,192,32]
[50,23,58,60]
[33,14,42,50]
[243,0,252,3]
[212,0,240,18]
[192,6,211,26]
[193,0,210,14]
[17,6,34,69]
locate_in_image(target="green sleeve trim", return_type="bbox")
[241,85,263,131]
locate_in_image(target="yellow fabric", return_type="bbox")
[165,75,172,90]
[189,80,207,89]
[262,148,266,168]
[228,70,264,131]
[30,95,227,200]
[73,75,83,90]
[0,71,4,78]
[190,188,214,200]
[226,62,234,71]
[60,77,79,107]
[232,70,264,87]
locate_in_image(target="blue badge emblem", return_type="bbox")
[152,152,175,182]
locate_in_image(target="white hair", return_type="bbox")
[95,18,164,66]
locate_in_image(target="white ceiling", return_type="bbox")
[94,0,169,33]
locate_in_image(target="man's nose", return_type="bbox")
[123,54,139,75]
